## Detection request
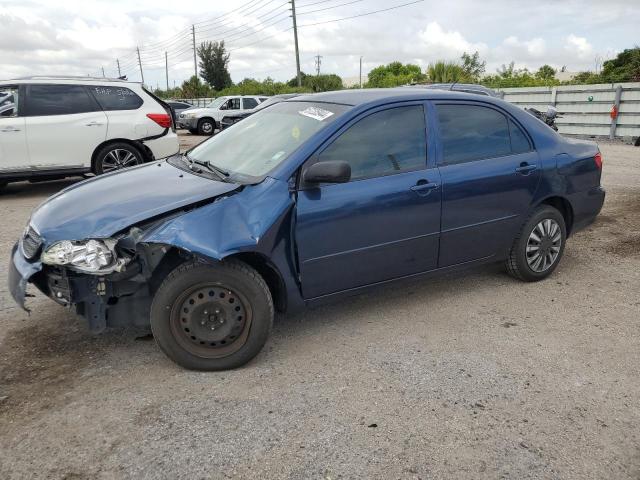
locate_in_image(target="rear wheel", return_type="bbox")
[506,205,566,282]
[94,142,144,175]
[197,118,215,136]
[150,260,273,370]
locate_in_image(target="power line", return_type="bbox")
[297,0,364,15]
[298,0,424,27]
[297,0,341,8]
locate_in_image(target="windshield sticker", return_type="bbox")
[298,106,334,121]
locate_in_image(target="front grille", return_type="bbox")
[21,225,43,260]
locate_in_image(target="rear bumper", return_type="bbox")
[571,186,606,233]
[143,131,179,160]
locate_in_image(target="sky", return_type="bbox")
[1,0,638,89]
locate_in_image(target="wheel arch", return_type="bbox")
[536,195,574,236]
[91,138,152,173]
[198,116,216,128]
[141,245,287,313]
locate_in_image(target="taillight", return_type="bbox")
[594,152,602,169]
[146,113,172,129]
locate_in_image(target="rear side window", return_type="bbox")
[25,84,100,116]
[437,104,512,165]
[509,119,532,153]
[243,98,258,109]
[90,86,143,111]
[318,105,427,181]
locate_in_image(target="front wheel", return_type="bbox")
[94,143,144,175]
[506,205,566,282]
[150,260,274,370]
[197,118,215,136]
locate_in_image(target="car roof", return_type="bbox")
[0,76,140,86]
[289,88,504,106]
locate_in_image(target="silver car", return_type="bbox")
[178,95,267,135]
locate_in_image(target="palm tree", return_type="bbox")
[427,61,466,83]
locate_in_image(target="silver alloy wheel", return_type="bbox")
[201,121,213,134]
[526,218,562,273]
[101,148,139,172]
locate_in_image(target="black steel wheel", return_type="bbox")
[506,205,566,282]
[150,260,273,370]
[197,118,215,136]
[94,142,143,175]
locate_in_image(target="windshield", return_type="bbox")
[206,97,227,109]
[187,101,350,178]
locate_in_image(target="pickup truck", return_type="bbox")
[177,95,266,135]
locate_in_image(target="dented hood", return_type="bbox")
[30,159,240,243]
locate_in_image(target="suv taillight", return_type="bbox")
[594,152,603,169]
[147,113,172,129]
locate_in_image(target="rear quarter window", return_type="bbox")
[90,86,143,111]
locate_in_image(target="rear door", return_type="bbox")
[0,84,29,171]
[295,103,441,298]
[434,101,540,267]
[24,84,108,168]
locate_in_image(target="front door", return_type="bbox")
[434,102,541,267]
[24,84,108,168]
[295,103,441,299]
[0,85,29,172]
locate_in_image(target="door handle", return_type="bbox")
[0,127,21,132]
[410,180,439,196]
[515,163,537,175]
[85,122,104,127]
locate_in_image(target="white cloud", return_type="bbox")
[565,34,593,60]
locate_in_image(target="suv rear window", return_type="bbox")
[90,86,143,111]
[25,84,100,116]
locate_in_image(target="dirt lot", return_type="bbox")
[0,138,638,479]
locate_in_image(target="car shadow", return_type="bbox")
[1,179,81,199]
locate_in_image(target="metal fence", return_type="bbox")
[497,82,640,140]
[176,98,216,107]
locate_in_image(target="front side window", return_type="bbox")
[26,84,100,116]
[317,105,427,181]
[225,98,240,110]
[187,101,349,179]
[437,104,532,165]
[90,86,143,111]
[0,86,19,117]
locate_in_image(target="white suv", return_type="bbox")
[0,77,179,189]
[177,95,267,135]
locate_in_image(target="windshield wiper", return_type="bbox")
[184,153,230,181]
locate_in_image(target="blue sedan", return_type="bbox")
[8,89,605,370]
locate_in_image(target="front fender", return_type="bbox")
[141,177,304,311]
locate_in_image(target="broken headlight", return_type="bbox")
[41,239,125,274]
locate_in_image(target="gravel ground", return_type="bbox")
[0,139,638,479]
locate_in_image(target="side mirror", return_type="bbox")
[303,161,351,184]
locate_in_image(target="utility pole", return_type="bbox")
[192,25,198,79]
[101,66,105,77]
[359,56,363,88]
[116,59,121,78]
[136,46,145,85]
[290,0,302,87]
[165,51,169,91]
[314,54,322,76]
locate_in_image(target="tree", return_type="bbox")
[304,74,343,92]
[460,51,485,82]
[287,71,310,87]
[427,61,466,83]
[366,62,425,87]
[601,47,640,82]
[536,64,556,80]
[180,75,212,98]
[198,41,232,91]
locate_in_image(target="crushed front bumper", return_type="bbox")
[8,242,42,310]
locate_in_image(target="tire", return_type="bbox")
[94,142,144,175]
[150,259,274,371]
[506,205,566,282]
[188,128,198,134]
[0,181,7,193]
[197,118,215,136]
